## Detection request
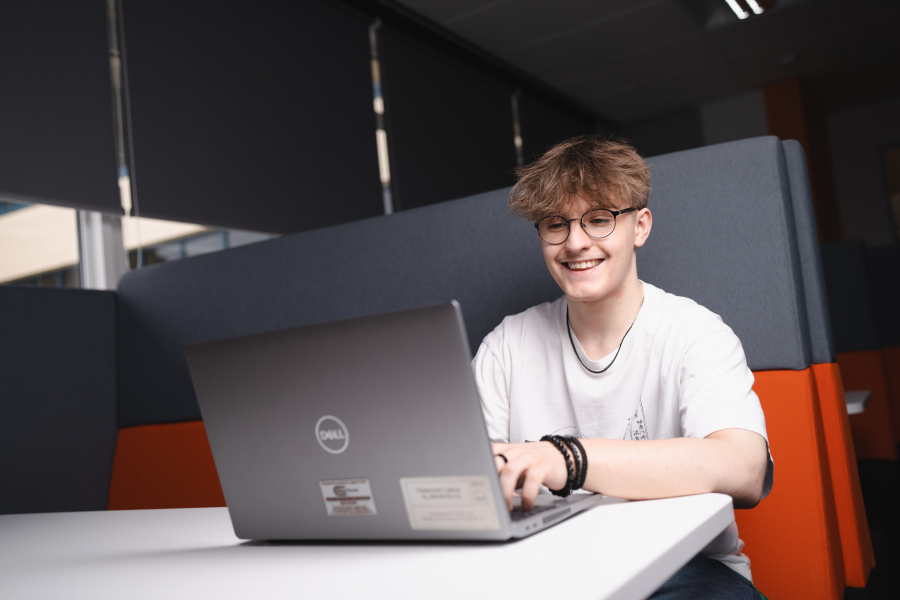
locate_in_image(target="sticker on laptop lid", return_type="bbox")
[319,479,377,516]
[399,476,500,531]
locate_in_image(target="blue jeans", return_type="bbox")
[650,554,764,599]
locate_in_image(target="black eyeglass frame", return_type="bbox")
[534,207,639,244]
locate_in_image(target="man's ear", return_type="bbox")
[633,208,652,248]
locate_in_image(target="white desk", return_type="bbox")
[0,494,733,600]
[845,390,872,415]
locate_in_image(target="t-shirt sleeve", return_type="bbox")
[679,328,775,499]
[472,341,511,444]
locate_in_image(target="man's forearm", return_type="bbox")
[580,429,768,508]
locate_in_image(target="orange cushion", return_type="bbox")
[882,346,900,440]
[108,421,226,510]
[812,363,875,587]
[837,351,897,460]
[735,369,843,600]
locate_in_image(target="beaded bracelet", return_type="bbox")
[564,436,589,490]
[558,436,582,490]
[541,435,575,497]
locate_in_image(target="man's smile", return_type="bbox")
[563,259,603,271]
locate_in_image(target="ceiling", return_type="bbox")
[389,0,900,123]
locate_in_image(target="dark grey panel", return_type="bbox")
[820,241,879,352]
[380,25,517,211]
[0,1,120,212]
[782,140,836,364]
[639,136,811,371]
[121,0,382,233]
[518,92,594,164]
[116,188,560,427]
[867,245,900,348]
[0,286,118,515]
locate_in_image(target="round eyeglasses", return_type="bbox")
[534,207,638,244]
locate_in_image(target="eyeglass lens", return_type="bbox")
[538,209,617,244]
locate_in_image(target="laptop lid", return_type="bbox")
[184,301,512,541]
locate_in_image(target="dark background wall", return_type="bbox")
[828,96,900,247]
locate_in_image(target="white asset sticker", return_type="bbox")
[399,476,500,531]
[319,479,377,516]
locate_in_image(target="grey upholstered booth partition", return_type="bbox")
[820,241,880,353]
[0,286,118,514]
[117,136,812,430]
[638,136,811,372]
[115,189,558,428]
[867,245,900,348]
[781,140,837,364]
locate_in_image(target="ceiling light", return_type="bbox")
[745,0,765,15]
[724,0,749,19]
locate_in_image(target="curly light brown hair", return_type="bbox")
[509,136,651,221]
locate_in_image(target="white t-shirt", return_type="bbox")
[472,281,774,582]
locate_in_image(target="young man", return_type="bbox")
[473,137,773,598]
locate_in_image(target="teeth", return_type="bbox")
[568,259,600,270]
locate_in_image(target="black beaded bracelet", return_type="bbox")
[564,436,588,490]
[557,436,581,491]
[541,435,575,497]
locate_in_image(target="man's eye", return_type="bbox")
[587,218,612,227]
[546,222,567,231]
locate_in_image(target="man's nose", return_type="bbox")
[565,220,592,251]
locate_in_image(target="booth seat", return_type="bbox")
[3,136,861,600]
[781,141,874,589]
[821,241,897,460]
[0,286,118,515]
[638,138,844,599]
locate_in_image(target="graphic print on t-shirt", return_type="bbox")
[623,399,648,440]
[525,425,584,443]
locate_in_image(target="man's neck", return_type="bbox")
[567,277,644,362]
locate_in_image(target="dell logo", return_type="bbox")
[315,415,349,454]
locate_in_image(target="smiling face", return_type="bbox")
[541,196,651,307]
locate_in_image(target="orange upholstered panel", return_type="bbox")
[735,369,843,600]
[108,421,226,510]
[882,347,900,439]
[812,363,875,588]
[837,351,897,460]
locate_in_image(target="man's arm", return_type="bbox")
[492,428,768,511]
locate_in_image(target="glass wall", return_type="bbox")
[0,199,274,288]
[0,202,81,288]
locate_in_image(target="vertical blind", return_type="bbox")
[0,1,121,213]
[518,92,595,164]
[380,26,518,211]
[121,0,382,234]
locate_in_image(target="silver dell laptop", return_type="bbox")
[184,301,606,541]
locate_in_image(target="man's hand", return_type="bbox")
[491,441,569,511]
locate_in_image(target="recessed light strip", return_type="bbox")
[745,0,765,15]
[724,0,750,19]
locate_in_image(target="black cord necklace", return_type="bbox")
[566,295,644,374]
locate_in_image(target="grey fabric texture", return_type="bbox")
[781,140,837,364]
[820,241,879,352]
[866,244,900,348]
[116,188,560,427]
[640,136,811,371]
[0,286,118,515]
